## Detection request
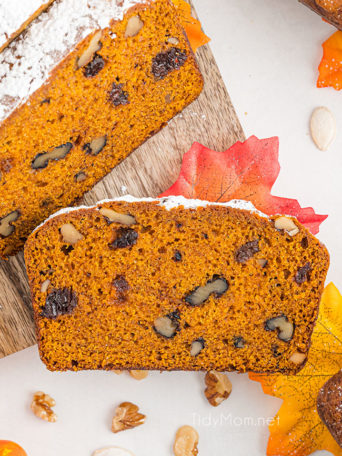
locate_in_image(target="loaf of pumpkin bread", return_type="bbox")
[24,196,329,373]
[299,0,342,29]
[0,0,203,258]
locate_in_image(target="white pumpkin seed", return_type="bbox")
[310,106,336,151]
[92,447,135,456]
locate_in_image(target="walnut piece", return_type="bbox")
[60,223,84,244]
[265,315,294,342]
[154,312,180,338]
[83,135,107,156]
[289,351,307,365]
[185,276,228,306]
[125,16,144,38]
[41,279,51,293]
[190,338,205,357]
[168,36,179,45]
[274,216,299,236]
[99,208,136,225]
[204,371,232,407]
[257,258,268,268]
[173,425,199,456]
[31,391,57,423]
[32,143,73,169]
[111,402,146,433]
[129,370,149,380]
[77,30,102,68]
[0,210,20,238]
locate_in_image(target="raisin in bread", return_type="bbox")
[24,196,329,373]
[317,370,342,447]
[299,0,342,29]
[0,0,203,257]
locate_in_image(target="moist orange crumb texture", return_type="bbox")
[24,200,329,373]
[0,0,203,258]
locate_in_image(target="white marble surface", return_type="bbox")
[0,0,341,455]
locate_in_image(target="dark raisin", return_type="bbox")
[109,227,138,249]
[83,53,105,77]
[272,345,282,358]
[151,47,187,80]
[301,237,309,249]
[41,288,77,319]
[108,83,129,106]
[40,98,51,105]
[173,250,182,262]
[71,360,79,367]
[235,240,259,263]
[113,275,130,293]
[295,262,311,284]
[233,336,245,349]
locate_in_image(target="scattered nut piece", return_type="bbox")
[168,36,179,45]
[185,276,228,306]
[129,370,149,380]
[0,210,20,238]
[173,425,199,456]
[41,279,51,293]
[235,240,259,263]
[77,30,102,68]
[83,135,107,156]
[204,371,232,407]
[154,312,180,338]
[289,351,307,365]
[257,258,268,268]
[125,15,144,38]
[31,391,57,423]
[274,216,299,236]
[92,447,135,456]
[60,223,84,244]
[111,402,146,433]
[32,143,73,169]
[99,208,136,225]
[310,106,336,151]
[190,338,205,357]
[265,315,294,342]
[113,370,123,375]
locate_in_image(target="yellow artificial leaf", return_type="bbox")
[172,0,210,53]
[250,283,342,456]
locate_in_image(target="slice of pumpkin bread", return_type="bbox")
[0,0,203,257]
[24,197,329,373]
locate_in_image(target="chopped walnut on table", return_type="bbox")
[173,425,199,456]
[111,402,146,433]
[204,371,232,407]
[31,391,57,423]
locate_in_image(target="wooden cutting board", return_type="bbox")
[0,2,245,359]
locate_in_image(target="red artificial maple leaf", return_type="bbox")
[159,136,327,234]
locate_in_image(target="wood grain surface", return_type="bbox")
[0,2,245,359]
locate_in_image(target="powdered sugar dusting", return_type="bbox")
[0,0,144,122]
[0,0,48,49]
[33,195,269,233]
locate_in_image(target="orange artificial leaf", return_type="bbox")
[317,31,342,90]
[250,283,342,456]
[172,0,210,53]
[160,136,327,234]
[0,441,27,456]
